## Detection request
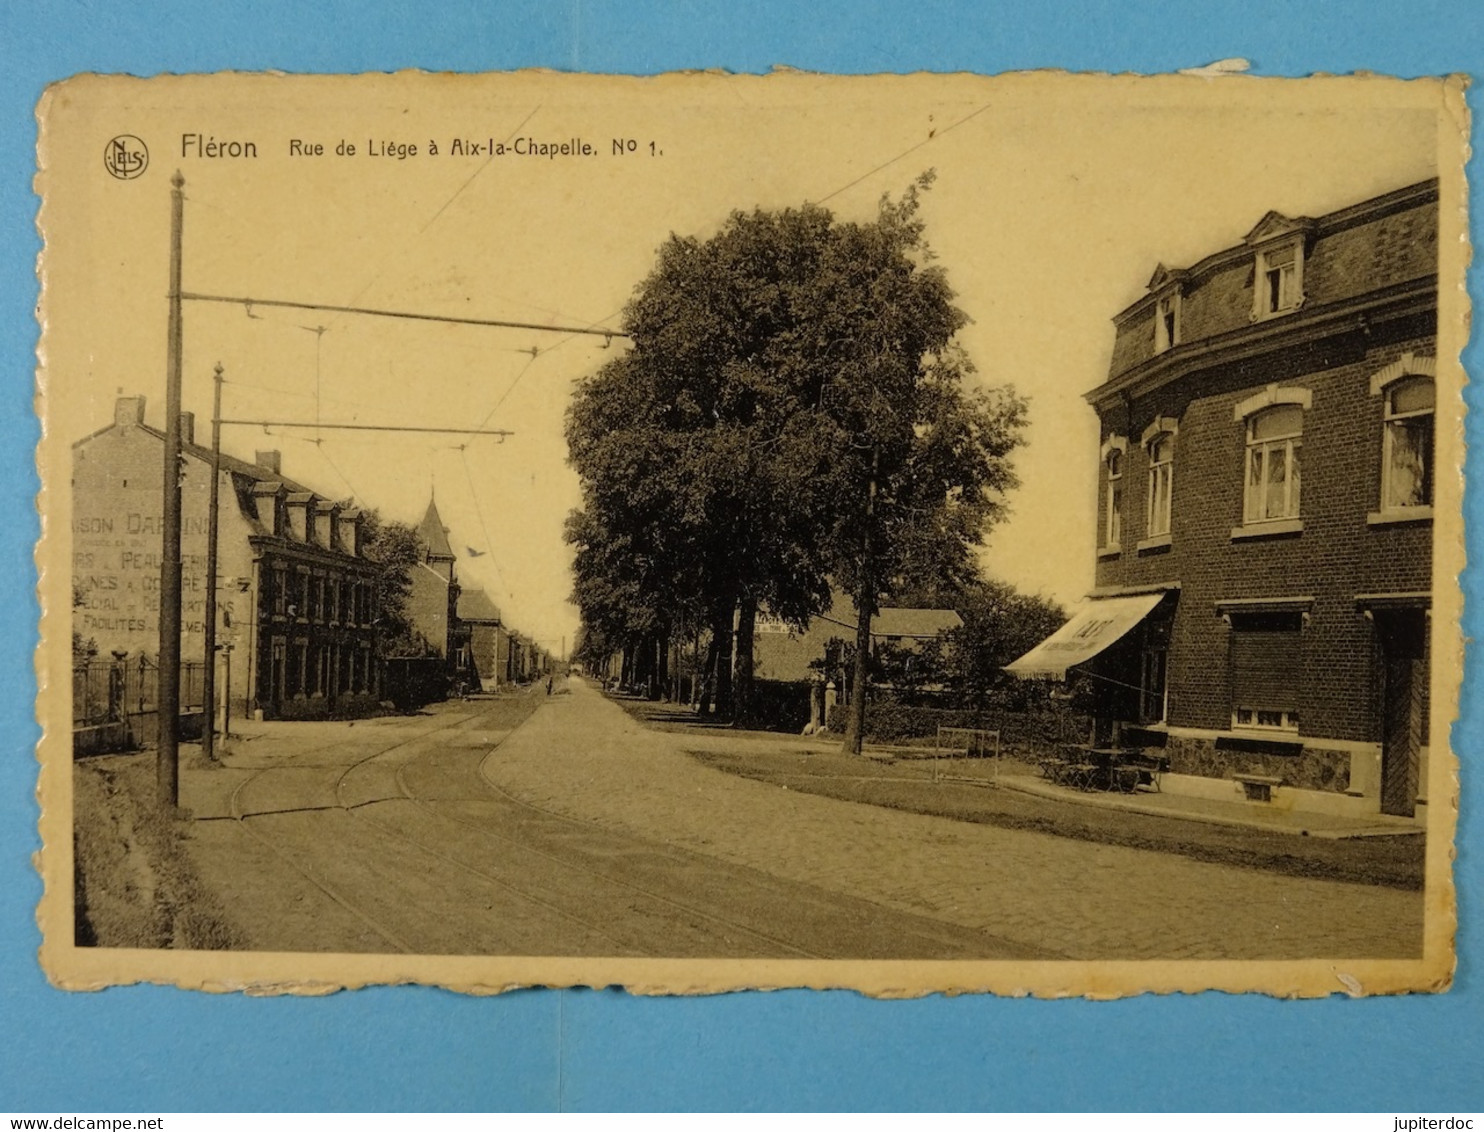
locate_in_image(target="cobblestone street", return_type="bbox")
[478,681,1425,959]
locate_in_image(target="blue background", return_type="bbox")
[2,1,1479,1113]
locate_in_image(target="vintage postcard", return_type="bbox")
[35,70,1466,996]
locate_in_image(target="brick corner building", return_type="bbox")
[72,395,384,724]
[1008,179,1438,820]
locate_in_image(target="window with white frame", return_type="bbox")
[1104,447,1123,548]
[1154,292,1180,353]
[1233,706,1300,731]
[1381,376,1435,510]
[1253,240,1304,319]
[1244,405,1303,523]
[1228,611,1303,733]
[1146,432,1174,537]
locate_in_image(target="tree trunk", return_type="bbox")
[698,632,719,715]
[843,446,879,756]
[641,634,657,698]
[842,582,873,754]
[692,628,705,709]
[712,599,735,719]
[652,632,667,700]
[733,593,757,728]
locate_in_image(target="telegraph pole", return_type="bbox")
[202,361,224,762]
[157,171,185,810]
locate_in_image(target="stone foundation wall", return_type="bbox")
[1166,735,1352,793]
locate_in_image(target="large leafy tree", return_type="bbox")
[566,174,1028,736]
[943,580,1068,706]
[358,509,434,658]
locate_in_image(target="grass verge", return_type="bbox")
[74,752,244,949]
[689,745,1423,891]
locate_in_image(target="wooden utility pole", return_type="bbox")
[842,446,878,756]
[201,362,224,762]
[157,170,185,809]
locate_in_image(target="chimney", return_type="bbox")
[114,395,146,428]
[255,450,282,475]
[178,411,195,445]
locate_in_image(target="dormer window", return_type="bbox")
[1155,293,1180,353]
[1244,211,1313,322]
[1146,264,1186,355]
[1259,243,1301,314]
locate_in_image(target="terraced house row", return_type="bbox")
[72,397,384,722]
[1010,179,1439,820]
[73,399,554,733]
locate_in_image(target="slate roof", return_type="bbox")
[752,592,962,682]
[457,586,503,623]
[1101,179,1438,389]
[417,497,456,560]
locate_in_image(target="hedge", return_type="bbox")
[825,700,1089,751]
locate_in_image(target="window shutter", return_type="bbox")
[1230,620,1302,711]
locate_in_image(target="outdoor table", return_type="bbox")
[1041,745,1150,793]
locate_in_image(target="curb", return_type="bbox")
[999,774,1423,840]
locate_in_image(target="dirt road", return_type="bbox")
[180,680,1424,958]
[477,681,1425,960]
[182,691,1036,957]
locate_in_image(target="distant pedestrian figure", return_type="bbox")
[546,677,554,696]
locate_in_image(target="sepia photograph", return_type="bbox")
[35,69,1465,996]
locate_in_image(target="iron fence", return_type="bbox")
[72,655,205,736]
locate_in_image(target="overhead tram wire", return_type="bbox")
[458,103,1001,430]
[180,292,628,340]
[323,103,544,334]
[471,301,630,432]
[457,444,514,606]
[474,350,541,432]
[219,419,515,437]
[813,99,995,205]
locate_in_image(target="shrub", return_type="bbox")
[825,697,1088,751]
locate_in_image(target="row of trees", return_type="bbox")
[565,175,1030,750]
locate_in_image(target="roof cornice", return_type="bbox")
[1110,178,1439,330]
[1086,274,1436,411]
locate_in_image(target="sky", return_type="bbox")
[41,71,1446,650]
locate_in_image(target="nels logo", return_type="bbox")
[104,135,149,180]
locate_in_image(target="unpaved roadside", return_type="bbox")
[73,751,243,949]
[609,697,1425,891]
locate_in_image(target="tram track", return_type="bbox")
[326,705,642,956]
[220,699,597,955]
[221,695,826,957]
[360,696,830,958]
[210,689,1029,958]
[385,734,828,960]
